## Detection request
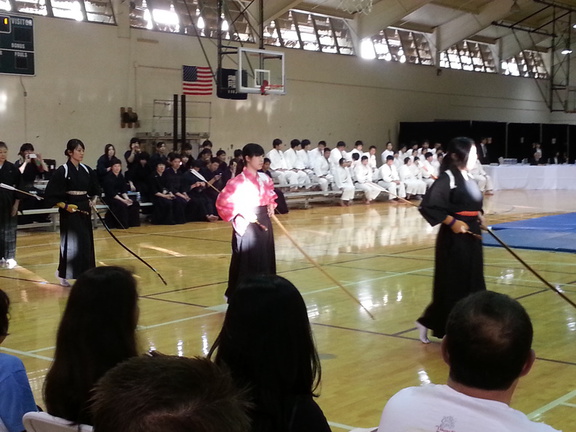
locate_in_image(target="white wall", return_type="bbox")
[0,15,556,166]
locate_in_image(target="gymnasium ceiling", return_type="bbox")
[249,0,576,55]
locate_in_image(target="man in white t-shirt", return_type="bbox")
[377,291,560,432]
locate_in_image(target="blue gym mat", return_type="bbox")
[482,213,576,254]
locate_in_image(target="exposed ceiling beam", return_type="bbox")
[356,0,433,40]
[291,2,354,20]
[435,0,518,52]
[246,0,301,26]
[499,29,550,59]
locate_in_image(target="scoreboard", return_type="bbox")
[0,15,35,76]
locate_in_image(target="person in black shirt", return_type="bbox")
[102,158,140,229]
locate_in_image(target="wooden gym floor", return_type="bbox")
[1,189,576,431]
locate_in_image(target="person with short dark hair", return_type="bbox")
[129,151,152,201]
[14,142,48,225]
[149,141,167,170]
[209,275,331,432]
[216,144,277,300]
[415,137,486,343]
[284,139,311,188]
[377,291,559,432]
[15,142,47,188]
[149,160,176,225]
[378,155,406,201]
[265,139,299,187]
[309,140,326,166]
[334,157,355,206]
[44,139,101,286]
[0,289,37,432]
[0,142,22,269]
[261,158,288,214]
[162,152,187,224]
[380,142,394,164]
[124,137,141,176]
[354,155,382,204]
[43,266,139,426]
[182,159,219,223]
[313,147,333,193]
[91,355,251,432]
[102,158,140,228]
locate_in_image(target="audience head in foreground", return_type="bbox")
[209,275,331,432]
[91,355,251,432]
[377,291,559,432]
[43,266,139,425]
[0,289,38,432]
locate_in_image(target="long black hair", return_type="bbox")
[43,266,139,425]
[209,275,321,432]
[440,137,474,173]
[0,289,9,338]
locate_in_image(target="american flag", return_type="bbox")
[182,65,213,96]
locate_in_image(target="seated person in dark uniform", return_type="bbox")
[130,152,152,203]
[216,150,228,172]
[102,158,140,229]
[528,152,545,166]
[149,161,177,225]
[149,141,168,170]
[261,158,288,214]
[124,137,141,180]
[162,153,187,224]
[182,160,219,222]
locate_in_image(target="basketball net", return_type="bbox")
[338,0,373,14]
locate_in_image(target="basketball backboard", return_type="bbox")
[237,47,286,95]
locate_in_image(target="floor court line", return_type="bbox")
[28,346,55,353]
[137,310,221,330]
[0,347,53,361]
[527,389,576,420]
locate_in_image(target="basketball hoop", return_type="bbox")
[259,80,285,96]
[338,0,373,14]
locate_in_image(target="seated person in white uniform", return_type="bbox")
[284,139,311,189]
[309,140,326,166]
[377,291,559,432]
[333,158,355,206]
[349,140,364,161]
[380,142,394,165]
[421,152,438,189]
[354,155,382,204]
[265,139,298,187]
[330,141,347,170]
[298,139,315,176]
[469,159,494,195]
[364,146,379,180]
[398,157,426,200]
[313,148,334,193]
[378,155,406,201]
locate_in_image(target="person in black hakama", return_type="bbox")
[149,161,177,225]
[162,153,187,224]
[44,139,101,287]
[182,160,220,222]
[415,137,486,344]
[216,144,277,300]
[0,142,23,269]
[102,158,140,229]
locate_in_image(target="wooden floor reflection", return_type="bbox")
[2,189,576,431]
